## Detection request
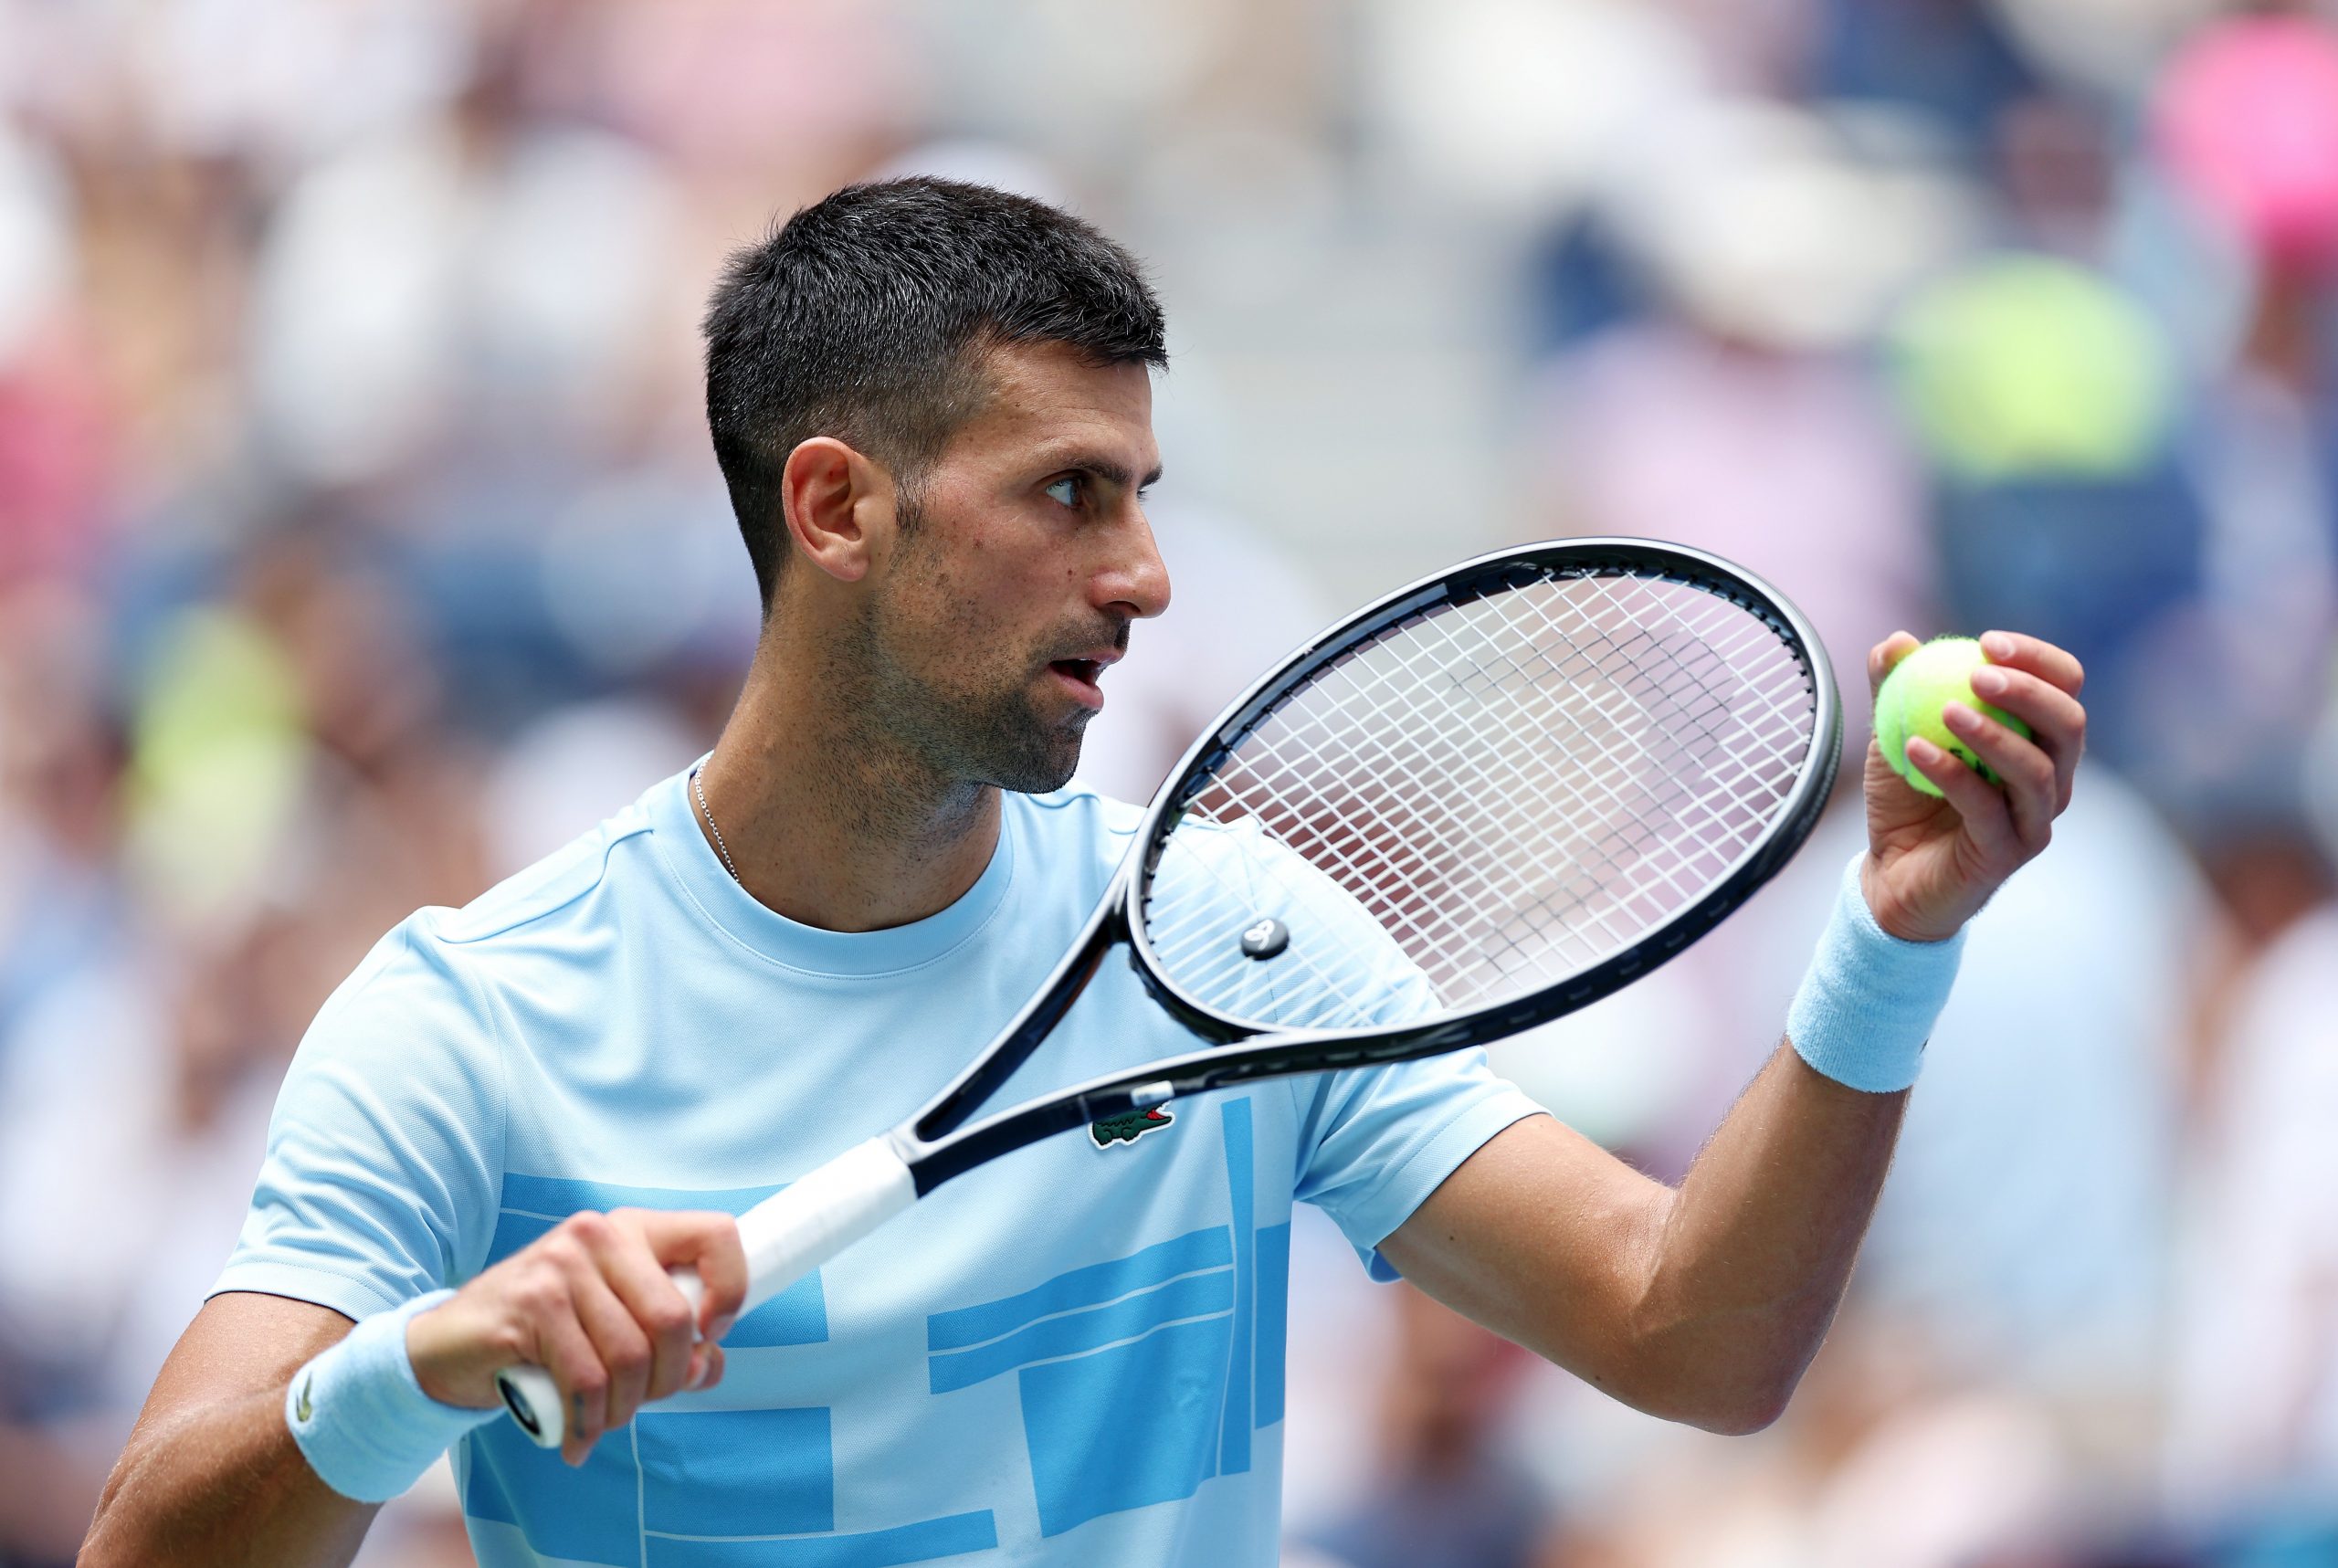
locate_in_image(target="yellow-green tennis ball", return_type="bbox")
[1875,637,2032,798]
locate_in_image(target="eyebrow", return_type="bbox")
[1045,451,1164,490]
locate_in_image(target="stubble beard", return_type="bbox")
[844,541,1090,803]
[879,639,1088,796]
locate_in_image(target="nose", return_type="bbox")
[1097,502,1172,622]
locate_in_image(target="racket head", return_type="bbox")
[1122,538,1841,1055]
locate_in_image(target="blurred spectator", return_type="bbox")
[2122,13,2338,918]
[1888,254,2206,784]
[1806,0,2039,163]
[1301,1288,1549,1568]
[0,584,121,1044]
[0,129,108,584]
[2166,899,2338,1544]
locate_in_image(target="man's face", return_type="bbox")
[857,338,1170,793]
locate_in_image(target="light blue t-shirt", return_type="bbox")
[216,768,1543,1568]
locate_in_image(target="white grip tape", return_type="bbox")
[733,1136,918,1315]
[496,1137,917,1449]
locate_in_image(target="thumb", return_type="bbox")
[1868,631,1921,700]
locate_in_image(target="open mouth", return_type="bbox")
[1048,658,1108,709]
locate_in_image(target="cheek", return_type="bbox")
[944,548,1052,637]
[883,519,1063,679]
[889,563,1027,684]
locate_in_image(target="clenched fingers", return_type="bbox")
[1940,701,2057,853]
[1978,629,2083,698]
[1904,731,2020,860]
[594,1210,704,1405]
[557,1222,658,1445]
[520,1284,612,1468]
[1965,661,2084,812]
[635,1209,750,1343]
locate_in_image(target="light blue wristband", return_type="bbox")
[285,1289,499,1502]
[1785,853,1964,1093]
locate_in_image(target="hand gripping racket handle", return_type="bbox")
[494,1136,917,1448]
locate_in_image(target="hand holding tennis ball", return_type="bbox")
[1857,629,2087,943]
[1874,637,2033,797]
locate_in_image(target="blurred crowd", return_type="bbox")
[5,1,2338,1565]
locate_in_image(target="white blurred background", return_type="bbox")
[5,2,2338,1564]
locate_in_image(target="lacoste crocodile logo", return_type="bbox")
[296,1373,314,1424]
[1089,1105,1174,1149]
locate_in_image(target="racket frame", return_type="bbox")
[898,537,1840,1190]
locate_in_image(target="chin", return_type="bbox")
[986,729,1087,795]
[956,695,1090,795]
[991,750,1082,795]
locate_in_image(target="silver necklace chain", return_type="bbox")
[691,766,742,884]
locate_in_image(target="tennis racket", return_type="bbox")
[497,536,1841,1447]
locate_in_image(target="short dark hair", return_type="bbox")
[702,176,1168,612]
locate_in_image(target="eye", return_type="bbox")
[1045,475,1083,510]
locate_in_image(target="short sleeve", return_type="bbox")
[1148,819,1547,1281]
[1292,1049,1544,1282]
[210,918,508,1320]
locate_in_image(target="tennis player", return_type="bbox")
[82,178,2086,1567]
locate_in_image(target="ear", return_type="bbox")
[778,437,895,584]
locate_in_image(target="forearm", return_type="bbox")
[1629,1041,1905,1430]
[79,1383,375,1568]
[1605,846,1958,1427]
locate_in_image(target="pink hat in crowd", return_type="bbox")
[2156,14,2338,276]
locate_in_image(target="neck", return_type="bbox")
[694,635,1003,933]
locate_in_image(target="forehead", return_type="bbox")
[941,338,1158,474]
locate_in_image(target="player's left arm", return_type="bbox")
[1378,629,2086,1435]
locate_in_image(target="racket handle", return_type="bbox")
[494,1137,916,1448]
[495,1364,562,1448]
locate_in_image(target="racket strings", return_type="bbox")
[1296,587,1789,973]
[1186,580,1806,1004]
[1143,570,1818,1030]
[1148,583,1803,1019]
[1277,641,1677,970]
[1428,578,1806,965]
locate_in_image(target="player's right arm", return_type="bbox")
[79,1292,374,1568]
[79,1210,746,1568]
